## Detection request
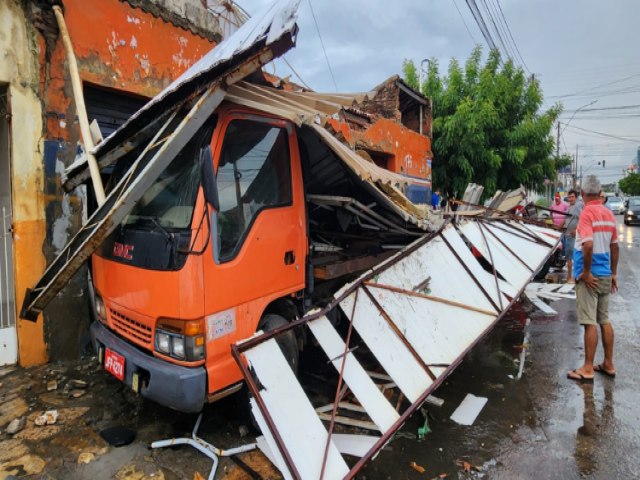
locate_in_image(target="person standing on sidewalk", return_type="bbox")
[564,190,583,283]
[568,175,619,382]
[551,192,568,227]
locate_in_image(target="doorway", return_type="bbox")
[0,85,17,366]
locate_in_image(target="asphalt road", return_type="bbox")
[2,218,638,480]
[363,215,640,479]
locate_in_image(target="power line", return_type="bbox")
[562,123,640,143]
[548,72,640,99]
[465,0,498,52]
[452,0,478,44]
[478,0,512,60]
[492,0,530,72]
[281,57,312,90]
[307,0,339,92]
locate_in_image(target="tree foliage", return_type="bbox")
[404,47,562,197]
[618,173,640,196]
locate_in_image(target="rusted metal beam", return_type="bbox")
[361,286,438,382]
[230,344,302,480]
[313,252,395,280]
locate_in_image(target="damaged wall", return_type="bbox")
[0,0,48,366]
[6,0,219,365]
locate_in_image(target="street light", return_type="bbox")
[418,59,430,136]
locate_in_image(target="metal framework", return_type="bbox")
[232,217,561,479]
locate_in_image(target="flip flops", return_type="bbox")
[594,363,616,378]
[567,369,594,383]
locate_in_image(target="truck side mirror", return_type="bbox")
[200,145,219,212]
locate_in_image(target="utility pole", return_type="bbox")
[574,144,579,189]
[554,122,560,195]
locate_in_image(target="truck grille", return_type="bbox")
[109,309,153,347]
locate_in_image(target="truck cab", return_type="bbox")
[91,104,311,411]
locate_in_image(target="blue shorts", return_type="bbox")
[565,236,576,258]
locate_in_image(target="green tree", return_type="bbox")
[618,173,640,196]
[404,47,562,197]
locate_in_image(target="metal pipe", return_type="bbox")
[52,5,106,205]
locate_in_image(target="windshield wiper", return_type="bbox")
[127,215,173,241]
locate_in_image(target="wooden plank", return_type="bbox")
[245,339,349,480]
[341,291,432,403]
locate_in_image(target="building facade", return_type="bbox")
[1,0,222,366]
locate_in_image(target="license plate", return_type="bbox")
[104,348,125,381]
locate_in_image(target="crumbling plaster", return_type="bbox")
[0,0,48,365]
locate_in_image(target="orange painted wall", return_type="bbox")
[327,117,432,179]
[16,0,218,365]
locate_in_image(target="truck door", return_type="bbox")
[204,112,306,392]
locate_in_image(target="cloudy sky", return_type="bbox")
[237,0,640,185]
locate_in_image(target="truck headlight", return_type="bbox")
[95,295,107,323]
[172,337,185,358]
[154,318,205,362]
[156,332,171,354]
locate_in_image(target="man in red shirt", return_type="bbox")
[568,175,619,382]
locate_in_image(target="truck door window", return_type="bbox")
[216,119,292,261]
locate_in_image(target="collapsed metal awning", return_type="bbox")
[232,217,561,479]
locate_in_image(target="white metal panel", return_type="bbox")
[482,222,550,271]
[252,406,295,480]
[372,229,496,313]
[245,338,349,480]
[341,291,433,403]
[308,316,400,432]
[458,222,531,288]
[365,286,496,365]
[0,327,17,367]
[515,221,562,242]
[332,434,380,458]
[441,226,508,308]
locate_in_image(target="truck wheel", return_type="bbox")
[257,314,299,375]
[243,314,299,432]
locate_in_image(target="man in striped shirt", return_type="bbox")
[568,175,619,382]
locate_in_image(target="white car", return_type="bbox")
[606,196,625,215]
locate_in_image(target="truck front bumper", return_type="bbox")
[90,321,206,413]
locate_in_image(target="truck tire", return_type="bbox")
[243,314,299,432]
[257,314,299,375]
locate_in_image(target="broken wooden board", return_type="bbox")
[233,217,560,479]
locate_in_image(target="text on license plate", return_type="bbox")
[104,348,125,381]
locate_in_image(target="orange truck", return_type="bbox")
[88,91,431,413]
[20,2,432,414]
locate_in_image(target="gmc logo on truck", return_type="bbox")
[113,242,134,260]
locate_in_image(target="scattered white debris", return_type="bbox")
[450,394,488,426]
[35,410,59,426]
[6,416,26,435]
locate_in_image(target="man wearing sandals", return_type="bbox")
[568,175,619,382]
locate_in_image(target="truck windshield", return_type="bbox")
[124,156,201,229]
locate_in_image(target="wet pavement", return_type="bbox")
[1,217,639,479]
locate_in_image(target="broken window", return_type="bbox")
[216,120,292,261]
